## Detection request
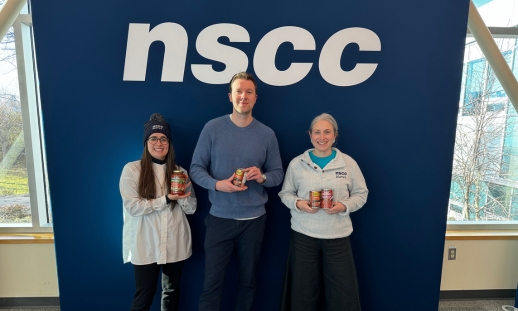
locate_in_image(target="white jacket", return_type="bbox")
[120,161,196,265]
[278,148,368,239]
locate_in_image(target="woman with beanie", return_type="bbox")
[120,113,196,311]
[279,113,368,311]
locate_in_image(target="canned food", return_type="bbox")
[233,168,245,187]
[171,170,187,195]
[309,190,321,208]
[321,189,333,209]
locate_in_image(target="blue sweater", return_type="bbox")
[190,115,284,218]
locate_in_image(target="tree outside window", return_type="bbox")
[448,38,518,222]
[0,17,30,224]
[0,1,51,229]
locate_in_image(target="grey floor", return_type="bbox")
[439,299,516,311]
[0,300,515,310]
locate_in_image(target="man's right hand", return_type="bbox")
[296,200,318,213]
[215,174,248,192]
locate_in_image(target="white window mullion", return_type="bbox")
[13,15,51,232]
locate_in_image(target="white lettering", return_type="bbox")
[122,23,381,86]
[191,24,250,84]
[319,27,381,86]
[253,26,315,86]
[123,23,188,82]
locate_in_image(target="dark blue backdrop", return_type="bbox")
[30,0,469,310]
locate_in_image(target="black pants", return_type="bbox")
[281,230,361,311]
[199,213,267,311]
[131,261,185,311]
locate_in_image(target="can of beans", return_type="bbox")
[309,190,321,208]
[321,189,333,209]
[233,168,245,187]
[171,170,187,195]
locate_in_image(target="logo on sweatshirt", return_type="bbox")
[336,171,347,178]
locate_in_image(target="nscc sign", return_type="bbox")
[123,23,381,86]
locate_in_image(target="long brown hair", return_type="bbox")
[137,140,177,199]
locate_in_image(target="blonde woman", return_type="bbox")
[279,113,368,311]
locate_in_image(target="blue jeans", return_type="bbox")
[199,213,267,311]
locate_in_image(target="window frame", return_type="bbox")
[0,8,52,233]
[447,27,518,231]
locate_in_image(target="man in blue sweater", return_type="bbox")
[190,72,284,311]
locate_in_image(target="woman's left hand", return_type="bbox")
[324,202,347,214]
[167,182,192,200]
[168,192,191,200]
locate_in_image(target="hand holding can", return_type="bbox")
[309,190,321,209]
[321,189,333,209]
[171,170,187,195]
[232,168,246,187]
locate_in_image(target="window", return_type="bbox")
[0,1,52,232]
[448,0,518,228]
[462,58,485,116]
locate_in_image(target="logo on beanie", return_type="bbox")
[152,125,163,130]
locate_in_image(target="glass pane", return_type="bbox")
[0,27,31,225]
[449,38,518,222]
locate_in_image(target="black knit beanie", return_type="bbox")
[143,113,172,145]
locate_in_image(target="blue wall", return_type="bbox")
[31,0,469,310]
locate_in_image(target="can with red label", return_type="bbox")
[321,189,333,209]
[171,170,187,195]
[309,190,321,208]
